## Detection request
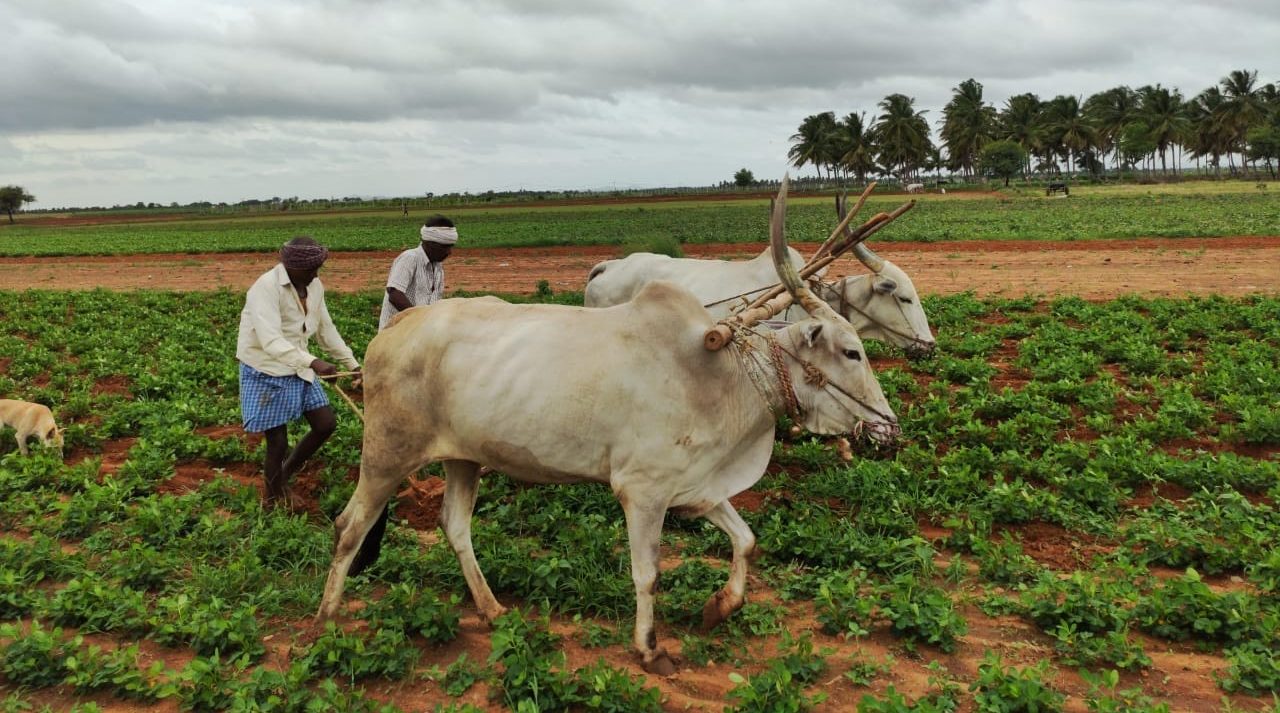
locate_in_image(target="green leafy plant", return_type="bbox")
[969,653,1064,712]
[844,651,894,687]
[814,569,876,638]
[43,576,148,634]
[441,652,486,697]
[488,609,576,710]
[1219,640,1280,695]
[882,576,967,653]
[299,621,420,682]
[64,643,173,700]
[151,594,266,661]
[1133,568,1256,643]
[725,633,827,713]
[363,582,461,644]
[1080,669,1171,712]
[573,658,663,712]
[0,620,76,688]
[1024,572,1133,636]
[1048,622,1151,670]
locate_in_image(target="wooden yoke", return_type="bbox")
[702,187,916,351]
[812,181,877,262]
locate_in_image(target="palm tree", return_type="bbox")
[1117,121,1157,175]
[1044,95,1097,182]
[1187,87,1235,177]
[1258,82,1280,112]
[1085,86,1139,175]
[1218,69,1268,174]
[872,94,933,181]
[788,112,839,179]
[834,112,877,184]
[1139,84,1190,174]
[999,93,1043,179]
[940,78,998,178]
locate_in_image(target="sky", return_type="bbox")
[1,0,1277,209]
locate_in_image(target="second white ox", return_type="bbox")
[585,241,936,357]
[317,195,899,674]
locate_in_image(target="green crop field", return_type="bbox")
[1,288,1278,711]
[2,182,1278,257]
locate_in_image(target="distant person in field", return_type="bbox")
[379,214,457,329]
[237,235,361,511]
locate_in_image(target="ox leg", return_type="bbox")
[316,466,401,619]
[700,501,756,630]
[441,459,506,623]
[621,495,676,676]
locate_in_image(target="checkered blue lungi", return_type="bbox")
[238,363,329,433]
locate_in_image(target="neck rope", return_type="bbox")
[727,324,897,429]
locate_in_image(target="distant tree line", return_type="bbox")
[788,69,1280,184]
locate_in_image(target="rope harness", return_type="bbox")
[815,277,933,353]
[728,323,899,439]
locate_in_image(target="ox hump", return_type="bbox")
[628,280,712,323]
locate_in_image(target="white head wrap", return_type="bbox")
[421,226,458,245]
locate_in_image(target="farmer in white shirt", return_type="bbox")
[378,214,456,330]
[237,236,361,511]
[349,216,458,575]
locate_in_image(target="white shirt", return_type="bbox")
[237,263,360,381]
[379,247,445,330]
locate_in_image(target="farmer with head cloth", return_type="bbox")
[345,216,460,575]
[237,236,361,511]
[379,214,457,329]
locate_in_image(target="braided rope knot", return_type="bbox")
[766,334,802,420]
[802,363,827,387]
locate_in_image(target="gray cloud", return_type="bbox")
[0,0,1276,207]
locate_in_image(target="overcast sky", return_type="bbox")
[1,0,1276,209]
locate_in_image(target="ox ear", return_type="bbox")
[803,322,823,347]
[873,279,897,295]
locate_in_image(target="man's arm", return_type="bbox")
[385,252,418,312]
[313,283,361,371]
[386,286,413,311]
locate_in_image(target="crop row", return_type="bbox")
[1,190,1279,256]
[0,288,1278,711]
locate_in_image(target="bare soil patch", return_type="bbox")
[992,521,1115,571]
[3,237,1280,298]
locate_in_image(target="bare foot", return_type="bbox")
[642,649,678,676]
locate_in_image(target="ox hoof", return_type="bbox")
[700,589,741,632]
[480,604,509,626]
[642,649,677,676]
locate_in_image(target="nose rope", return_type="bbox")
[731,324,898,431]
[768,335,899,426]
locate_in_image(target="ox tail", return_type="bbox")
[346,504,391,576]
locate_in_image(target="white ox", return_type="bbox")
[318,196,899,674]
[905,182,925,194]
[585,242,936,358]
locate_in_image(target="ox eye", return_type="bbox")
[842,349,862,361]
[898,296,913,304]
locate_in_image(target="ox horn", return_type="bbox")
[770,178,837,319]
[851,242,886,273]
